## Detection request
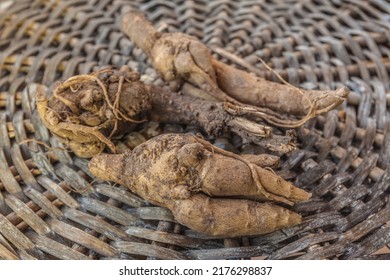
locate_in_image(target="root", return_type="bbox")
[194,136,301,205]
[38,66,299,158]
[36,66,151,158]
[89,133,310,237]
[56,122,116,153]
[18,139,69,152]
[148,84,287,147]
[253,57,345,128]
[121,11,349,129]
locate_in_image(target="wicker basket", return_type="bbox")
[0,0,389,260]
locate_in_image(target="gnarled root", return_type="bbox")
[37,66,296,158]
[89,133,310,237]
[147,84,291,149]
[35,66,150,158]
[121,11,349,128]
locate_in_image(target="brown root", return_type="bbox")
[212,59,349,117]
[194,136,310,205]
[121,11,349,128]
[147,84,276,142]
[172,194,301,237]
[36,66,151,158]
[88,153,125,184]
[89,133,310,237]
[37,66,298,158]
[148,83,297,154]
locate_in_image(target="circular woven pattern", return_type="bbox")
[0,0,389,260]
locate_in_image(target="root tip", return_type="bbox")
[336,86,350,99]
[288,211,302,226]
[89,153,125,184]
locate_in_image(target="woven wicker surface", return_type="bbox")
[0,0,389,260]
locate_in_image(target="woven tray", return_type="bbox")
[0,0,389,260]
